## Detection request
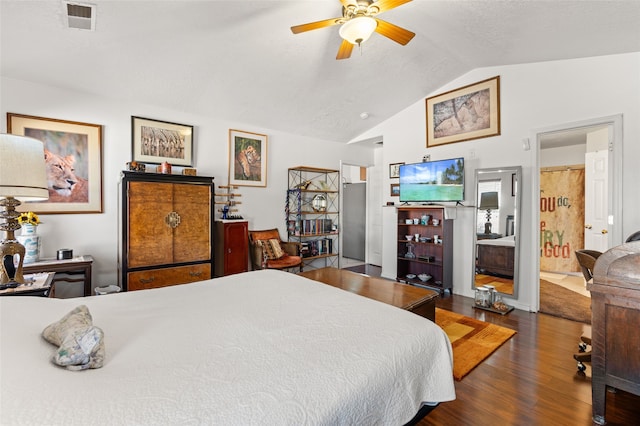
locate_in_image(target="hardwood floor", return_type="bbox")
[343,265,640,425]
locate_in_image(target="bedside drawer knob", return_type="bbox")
[165,211,181,228]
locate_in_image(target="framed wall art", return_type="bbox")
[7,113,103,214]
[131,116,193,166]
[389,162,404,179]
[229,129,267,187]
[390,183,400,197]
[425,76,500,147]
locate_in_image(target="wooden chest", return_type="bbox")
[589,241,640,425]
[119,171,214,291]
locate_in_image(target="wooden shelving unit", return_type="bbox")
[396,206,453,294]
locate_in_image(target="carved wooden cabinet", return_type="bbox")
[214,220,248,276]
[119,171,214,291]
[589,241,640,425]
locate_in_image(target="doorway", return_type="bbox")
[340,163,372,269]
[533,114,623,313]
[343,182,366,262]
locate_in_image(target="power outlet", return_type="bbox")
[422,154,431,162]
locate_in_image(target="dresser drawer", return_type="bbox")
[127,264,211,291]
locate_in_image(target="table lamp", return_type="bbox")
[479,191,499,234]
[0,134,49,289]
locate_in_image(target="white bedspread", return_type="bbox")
[1,270,455,425]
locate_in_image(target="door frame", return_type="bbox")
[339,161,374,267]
[529,114,623,311]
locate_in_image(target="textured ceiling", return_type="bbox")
[2,1,639,143]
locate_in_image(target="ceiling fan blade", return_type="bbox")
[374,18,415,45]
[336,39,354,60]
[372,0,412,14]
[291,18,342,34]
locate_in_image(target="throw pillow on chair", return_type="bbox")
[257,239,285,260]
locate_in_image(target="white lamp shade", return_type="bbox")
[339,16,377,45]
[0,134,49,201]
[479,191,499,210]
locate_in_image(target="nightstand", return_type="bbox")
[0,272,55,297]
[22,256,93,297]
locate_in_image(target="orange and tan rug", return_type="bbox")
[435,308,516,380]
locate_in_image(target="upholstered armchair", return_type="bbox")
[248,229,302,272]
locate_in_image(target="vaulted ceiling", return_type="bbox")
[2,1,639,143]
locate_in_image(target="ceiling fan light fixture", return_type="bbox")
[339,16,377,45]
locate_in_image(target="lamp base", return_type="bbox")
[0,280,20,290]
[484,222,492,234]
[1,196,26,286]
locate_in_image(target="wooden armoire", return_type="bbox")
[119,171,214,291]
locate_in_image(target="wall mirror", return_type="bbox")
[472,166,522,298]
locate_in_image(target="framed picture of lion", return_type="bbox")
[7,113,103,214]
[131,116,193,167]
[229,129,267,188]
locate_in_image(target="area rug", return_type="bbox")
[435,308,516,381]
[539,279,591,324]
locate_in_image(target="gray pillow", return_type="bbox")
[42,305,105,370]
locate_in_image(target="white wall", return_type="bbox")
[355,52,640,311]
[1,76,374,296]
[540,145,585,168]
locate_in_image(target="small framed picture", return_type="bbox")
[131,116,194,166]
[389,162,404,178]
[390,183,400,197]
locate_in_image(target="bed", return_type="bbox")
[476,235,515,277]
[1,269,455,425]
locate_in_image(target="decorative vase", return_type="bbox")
[17,224,40,264]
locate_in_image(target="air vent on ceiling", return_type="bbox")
[63,1,96,31]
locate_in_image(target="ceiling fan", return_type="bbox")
[290,0,415,60]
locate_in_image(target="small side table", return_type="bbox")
[22,256,93,297]
[0,272,55,297]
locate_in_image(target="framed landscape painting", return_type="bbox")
[131,116,193,166]
[229,129,267,187]
[7,113,103,214]
[425,76,500,147]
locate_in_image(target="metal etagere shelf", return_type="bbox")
[286,166,340,270]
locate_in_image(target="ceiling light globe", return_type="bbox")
[339,16,377,45]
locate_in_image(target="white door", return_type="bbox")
[584,150,609,252]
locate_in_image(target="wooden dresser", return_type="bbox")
[119,171,214,291]
[589,241,640,425]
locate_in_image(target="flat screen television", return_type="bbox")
[399,158,465,203]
